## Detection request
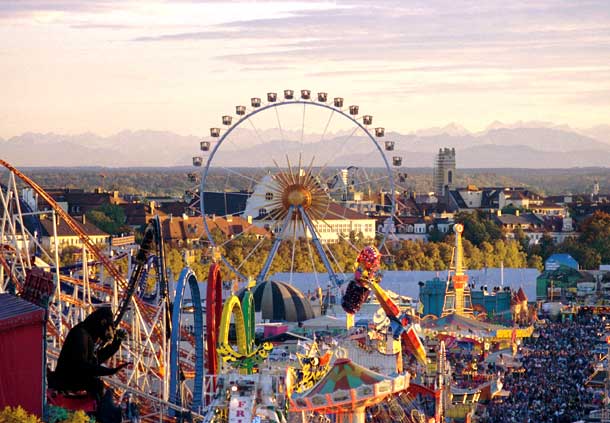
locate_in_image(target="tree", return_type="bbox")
[427,226,448,243]
[59,246,81,266]
[527,254,544,271]
[456,211,502,247]
[557,238,601,270]
[85,204,129,235]
[0,406,41,423]
[513,227,530,253]
[579,211,610,264]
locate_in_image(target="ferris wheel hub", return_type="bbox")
[283,184,312,209]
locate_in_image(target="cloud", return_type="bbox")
[0,1,121,17]
[2,0,610,136]
[124,0,610,75]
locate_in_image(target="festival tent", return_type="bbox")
[239,280,315,322]
[301,315,347,329]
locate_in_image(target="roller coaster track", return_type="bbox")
[0,160,164,333]
[0,160,183,417]
[0,159,129,289]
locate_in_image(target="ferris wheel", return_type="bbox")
[194,90,402,290]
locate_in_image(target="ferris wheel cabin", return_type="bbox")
[200,141,210,151]
[210,127,220,137]
[363,115,373,125]
[284,89,294,100]
[375,127,385,137]
[349,105,359,115]
[334,97,344,107]
[192,156,203,167]
[317,92,328,102]
[385,141,395,151]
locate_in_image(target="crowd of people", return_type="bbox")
[478,310,607,423]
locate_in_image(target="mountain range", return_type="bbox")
[1,123,609,168]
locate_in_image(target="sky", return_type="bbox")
[1,0,610,138]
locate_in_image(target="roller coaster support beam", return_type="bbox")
[0,159,128,288]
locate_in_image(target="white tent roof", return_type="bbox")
[301,315,347,329]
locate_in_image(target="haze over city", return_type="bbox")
[1,0,610,140]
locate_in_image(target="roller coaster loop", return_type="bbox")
[169,267,204,411]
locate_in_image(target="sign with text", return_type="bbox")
[229,396,253,423]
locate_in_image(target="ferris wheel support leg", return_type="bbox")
[299,206,341,288]
[256,207,294,284]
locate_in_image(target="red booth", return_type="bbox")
[0,293,46,417]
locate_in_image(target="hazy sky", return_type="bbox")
[1,0,610,138]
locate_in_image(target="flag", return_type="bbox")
[418,300,424,315]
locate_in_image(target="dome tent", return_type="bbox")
[239,280,315,322]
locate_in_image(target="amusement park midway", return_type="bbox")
[1,88,610,423]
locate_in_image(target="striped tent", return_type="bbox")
[239,280,315,322]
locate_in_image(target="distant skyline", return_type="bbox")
[1,0,610,138]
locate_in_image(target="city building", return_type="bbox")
[161,214,269,248]
[24,188,126,217]
[189,191,251,217]
[39,217,110,252]
[433,148,456,200]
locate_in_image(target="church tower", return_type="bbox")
[434,148,456,199]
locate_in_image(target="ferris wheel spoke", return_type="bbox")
[246,115,267,146]
[326,174,390,194]
[217,166,278,193]
[235,235,267,273]
[273,105,291,161]
[321,238,345,277]
[318,108,335,144]
[289,219,298,285]
[334,125,361,158]
[213,222,262,248]
[300,102,306,149]
[300,218,321,288]
[256,206,294,283]
[314,217,363,253]
[298,206,344,280]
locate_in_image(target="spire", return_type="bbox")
[454,223,464,276]
[441,223,473,317]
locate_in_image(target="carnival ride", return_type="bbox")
[0,90,422,422]
[195,90,403,294]
[342,246,427,366]
[0,159,208,420]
